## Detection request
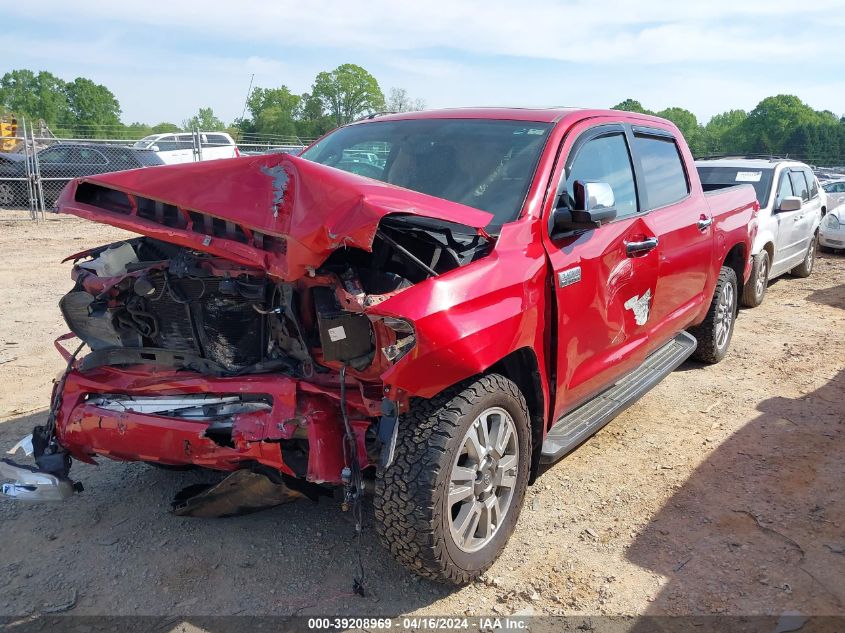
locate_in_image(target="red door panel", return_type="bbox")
[541,120,658,424]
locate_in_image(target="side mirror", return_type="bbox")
[149,145,160,152]
[550,181,617,236]
[778,196,802,212]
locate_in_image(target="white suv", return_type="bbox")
[132,132,239,165]
[696,157,823,307]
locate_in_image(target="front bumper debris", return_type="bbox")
[0,459,77,501]
[0,434,80,501]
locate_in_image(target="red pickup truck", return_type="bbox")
[2,108,758,584]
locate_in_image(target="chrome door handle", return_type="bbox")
[697,217,713,231]
[625,237,659,256]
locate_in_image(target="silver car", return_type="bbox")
[822,179,845,210]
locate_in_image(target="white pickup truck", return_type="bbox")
[696,157,824,307]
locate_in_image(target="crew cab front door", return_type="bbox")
[542,122,659,422]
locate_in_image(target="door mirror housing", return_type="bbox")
[778,196,802,212]
[550,181,617,236]
[149,145,160,152]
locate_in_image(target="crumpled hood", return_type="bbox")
[56,153,493,280]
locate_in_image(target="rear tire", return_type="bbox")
[374,374,531,584]
[741,251,769,308]
[790,234,817,278]
[690,266,738,364]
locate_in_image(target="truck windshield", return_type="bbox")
[301,119,552,231]
[697,166,774,207]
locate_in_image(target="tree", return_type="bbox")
[740,95,820,154]
[63,77,121,137]
[123,121,153,138]
[656,107,704,155]
[611,99,652,115]
[0,69,70,125]
[312,64,385,127]
[702,110,747,155]
[151,122,181,133]
[182,107,225,131]
[247,86,300,138]
[294,91,334,138]
[387,87,426,113]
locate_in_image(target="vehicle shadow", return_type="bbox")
[625,369,845,619]
[806,283,845,310]
[0,412,457,617]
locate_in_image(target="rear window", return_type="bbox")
[633,134,689,210]
[696,166,774,207]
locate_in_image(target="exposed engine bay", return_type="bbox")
[61,215,489,380]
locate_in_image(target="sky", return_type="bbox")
[4,0,845,127]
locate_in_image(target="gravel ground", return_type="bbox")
[0,214,843,618]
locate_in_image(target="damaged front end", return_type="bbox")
[1,153,493,511]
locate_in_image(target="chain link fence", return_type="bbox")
[0,126,312,219]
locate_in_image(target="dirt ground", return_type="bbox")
[0,213,843,619]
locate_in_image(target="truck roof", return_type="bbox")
[354,107,676,126]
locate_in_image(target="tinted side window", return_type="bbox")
[204,134,230,147]
[39,146,73,164]
[565,132,638,218]
[775,173,793,208]
[633,134,689,209]
[78,148,107,164]
[803,169,818,197]
[789,171,809,202]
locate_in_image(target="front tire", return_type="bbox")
[790,234,817,278]
[374,374,531,584]
[690,266,738,364]
[741,251,769,308]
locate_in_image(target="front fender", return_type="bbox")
[373,223,550,401]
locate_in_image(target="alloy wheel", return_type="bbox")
[715,281,735,350]
[448,407,519,553]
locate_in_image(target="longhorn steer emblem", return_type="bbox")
[624,289,652,326]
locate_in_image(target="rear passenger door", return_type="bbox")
[630,128,713,352]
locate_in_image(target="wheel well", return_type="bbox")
[762,242,774,261]
[724,243,746,294]
[488,347,545,485]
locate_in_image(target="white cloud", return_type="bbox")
[2,1,843,124]
[7,0,843,62]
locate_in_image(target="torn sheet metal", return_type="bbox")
[55,153,493,280]
[172,469,303,517]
